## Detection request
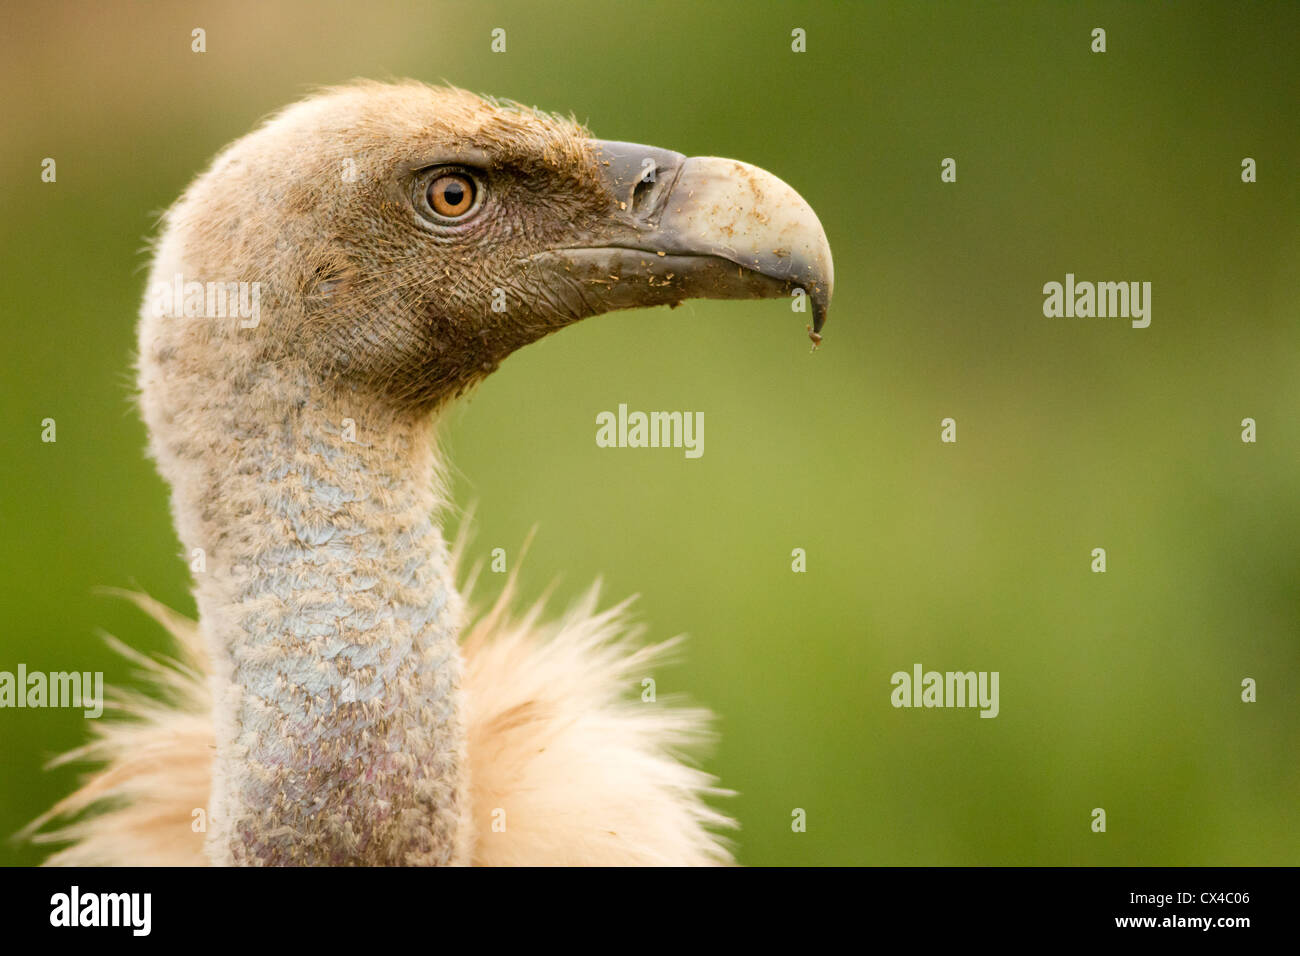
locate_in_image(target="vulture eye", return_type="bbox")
[421,169,481,223]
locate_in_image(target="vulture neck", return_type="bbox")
[180,368,469,866]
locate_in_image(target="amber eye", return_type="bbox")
[427,173,477,219]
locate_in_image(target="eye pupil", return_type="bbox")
[428,173,476,219]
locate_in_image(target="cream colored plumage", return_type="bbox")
[30,579,733,866]
[28,81,832,866]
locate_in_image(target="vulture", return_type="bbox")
[28,81,833,866]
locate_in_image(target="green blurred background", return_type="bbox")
[1,1,1297,866]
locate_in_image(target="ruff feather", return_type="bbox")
[26,573,734,866]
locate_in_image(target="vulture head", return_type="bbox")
[125,82,833,866]
[144,81,833,414]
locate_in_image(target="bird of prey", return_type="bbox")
[29,81,833,866]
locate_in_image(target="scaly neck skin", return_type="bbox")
[166,366,469,865]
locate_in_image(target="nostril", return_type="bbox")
[594,141,688,220]
[631,169,657,214]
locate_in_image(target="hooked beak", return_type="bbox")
[525,140,834,345]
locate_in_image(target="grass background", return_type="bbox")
[1,0,1297,865]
